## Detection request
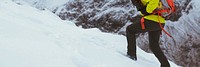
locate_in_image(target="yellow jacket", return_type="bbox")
[140,0,165,23]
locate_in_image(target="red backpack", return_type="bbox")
[155,0,176,17]
[157,0,176,38]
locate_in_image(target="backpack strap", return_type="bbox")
[157,11,172,38]
[140,11,172,38]
[140,17,145,29]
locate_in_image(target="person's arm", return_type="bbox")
[130,0,147,16]
[139,0,159,16]
[146,0,159,13]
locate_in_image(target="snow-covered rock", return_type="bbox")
[12,0,70,10]
[54,0,135,33]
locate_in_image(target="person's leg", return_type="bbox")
[148,30,170,67]
[126,18,163,60]
[126,21,146,60]
[126,25,137,60]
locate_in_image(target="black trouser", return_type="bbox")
[126,18,170,67]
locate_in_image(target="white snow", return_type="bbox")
[12,0,71,10]
[0,1,180,67]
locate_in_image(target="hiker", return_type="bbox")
[126,0,175,67]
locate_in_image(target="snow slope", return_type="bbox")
[0,0,179,67]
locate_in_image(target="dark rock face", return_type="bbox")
[55,0,136,33]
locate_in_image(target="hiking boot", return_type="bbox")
[128,55,137,61]
[127,52,137,61]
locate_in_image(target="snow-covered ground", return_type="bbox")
[0,0,180,67]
